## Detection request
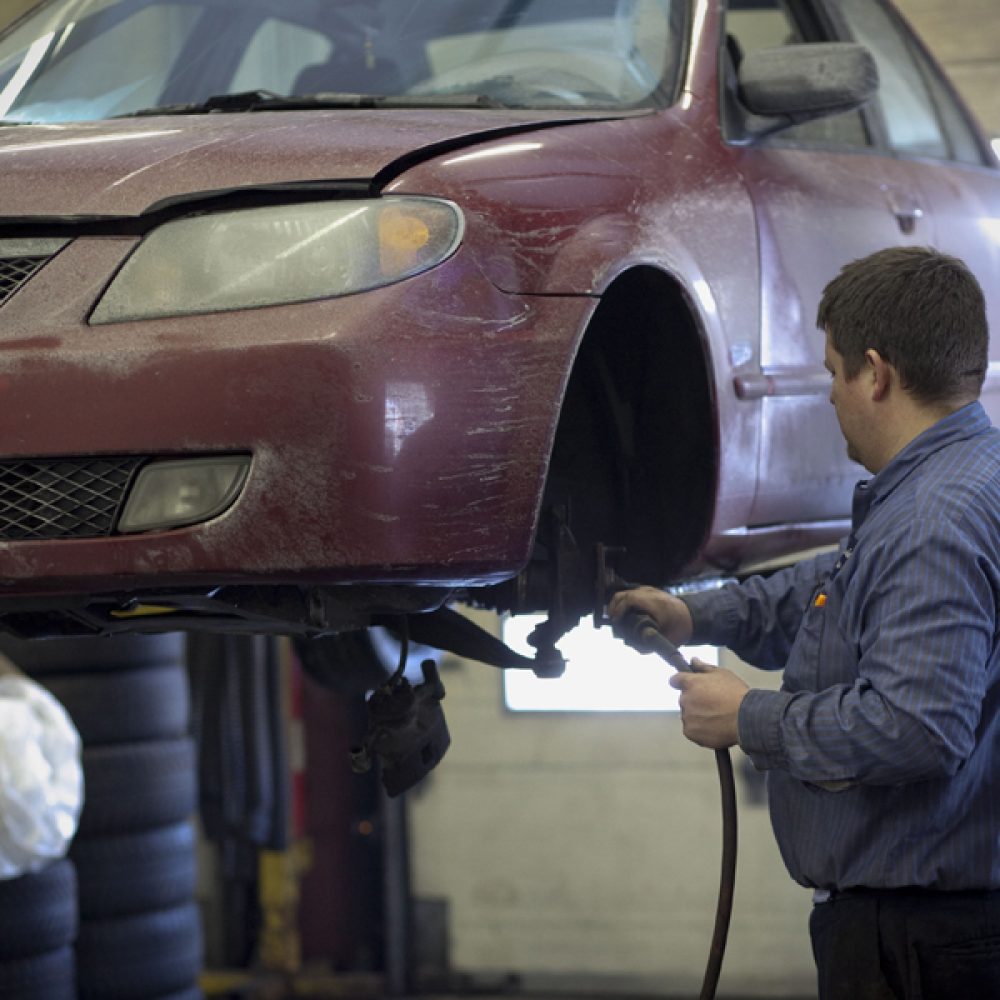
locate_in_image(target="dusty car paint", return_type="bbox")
[0,239,595,590]
[0,110,619,219]
[0,0,998,646]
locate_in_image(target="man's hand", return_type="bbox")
[669,661,748,749]
[608,585,694,650]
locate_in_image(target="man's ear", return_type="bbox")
[865,349,893,401]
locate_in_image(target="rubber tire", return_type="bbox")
[0,946,74,999]
[72,820,197,919]
[41,663,190,746]
[77,737,196,837]
[0,633,185,677]
[0,860,77,960]
[75,902,202,1000]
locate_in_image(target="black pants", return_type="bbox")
[810,889,1000,1000]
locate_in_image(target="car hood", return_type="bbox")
[0,109,615,220]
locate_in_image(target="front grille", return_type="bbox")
[0,239,69,307]
[0,257,51,306]
[0,458,145,540]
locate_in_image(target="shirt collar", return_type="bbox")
[850,401,990,532]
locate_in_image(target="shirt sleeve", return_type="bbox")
[738,517,993,785]
[682,549,838,670]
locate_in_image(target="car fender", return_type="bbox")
[386,107,762,542]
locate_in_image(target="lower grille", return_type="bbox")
[0,240,68,307]
[0,257,51,306]
[0,458,145,540]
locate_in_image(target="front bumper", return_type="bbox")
[0,235,593,602]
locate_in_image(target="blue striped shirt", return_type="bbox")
[684,401,1000,891]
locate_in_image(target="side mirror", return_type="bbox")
[737,42,878,132]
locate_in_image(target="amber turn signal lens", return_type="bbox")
[379,206,432,275]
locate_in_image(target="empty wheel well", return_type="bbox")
[547,266,718,586]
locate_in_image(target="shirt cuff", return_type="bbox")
[737,688,793,770]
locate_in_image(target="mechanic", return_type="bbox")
[610,246,1000,1000]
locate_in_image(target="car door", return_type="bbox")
[828,0,1000,426]
[723,0,934,529]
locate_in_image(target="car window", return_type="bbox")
[724,0,870,148]
[836,0,982,164]
[230,19,332,97]
[414,0,676,105]
[919,56,985,165]
[0,3,202,122]
[0,0,689,121]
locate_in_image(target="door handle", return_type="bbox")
[882,187,924,235]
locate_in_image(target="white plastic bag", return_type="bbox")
[0,659,83,879]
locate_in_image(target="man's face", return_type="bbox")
[824,335,871,469]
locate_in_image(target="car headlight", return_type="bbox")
[117,456,250,533]
[90,197,464,324]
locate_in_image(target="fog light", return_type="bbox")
[118,456,250,533]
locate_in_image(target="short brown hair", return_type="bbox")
[816,246,988,404]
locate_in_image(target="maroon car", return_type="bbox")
[0,0,998,670]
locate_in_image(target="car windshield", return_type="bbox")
[0,0,687,123]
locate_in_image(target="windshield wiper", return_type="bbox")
[118,89,511,117]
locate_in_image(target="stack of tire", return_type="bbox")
[0,859,77,999]
[0,633,203,1000]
